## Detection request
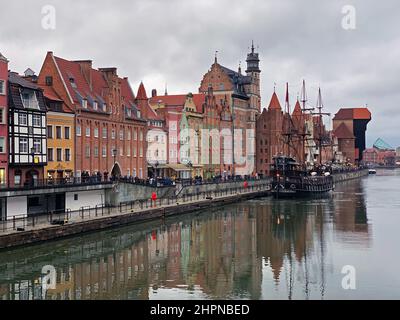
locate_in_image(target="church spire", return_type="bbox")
[246,41,260,74]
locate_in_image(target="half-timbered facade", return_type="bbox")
[8,72,47,187]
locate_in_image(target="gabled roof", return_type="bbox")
[333,123,355,139]
[149,93,206,113]
[334,108,371,120]
[8,72,47,111]
[219,64,251,97]
[373,138,394,151]
[268,92,282,110]
[0,52,8,62]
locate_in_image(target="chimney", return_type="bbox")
[74,60,93,90]
[151,89,157,97]
[98,67,117,82]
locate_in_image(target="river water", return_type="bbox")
[0,169,399,300]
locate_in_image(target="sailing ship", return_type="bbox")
[271,82,334,197]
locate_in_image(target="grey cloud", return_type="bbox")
[0,0,398,146]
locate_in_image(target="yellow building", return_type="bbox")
[42,87,75,180]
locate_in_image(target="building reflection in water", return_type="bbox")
[0,181,370,300]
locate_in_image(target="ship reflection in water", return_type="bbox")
[1,171,399,300]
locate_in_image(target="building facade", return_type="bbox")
[8,72,47,187]
[37,52,148,179]
[199,44,261,176]
[333,108,371,164]
[0,53,8,187]
[40,86,75,180]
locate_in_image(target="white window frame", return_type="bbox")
[0,80,5,95]
[19,113,27,126]
[85,127,90,137]
[0,137,5,153]
[76,125,81,136]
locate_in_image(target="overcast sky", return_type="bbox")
[1,0,398,147]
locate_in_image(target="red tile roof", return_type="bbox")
[268,92,281,110]
[292,100,302,115]
[333,123,355,139]
[334,108,371,120]
[136,82,148,100]
[149,93,206,113]
[36,84,74,113]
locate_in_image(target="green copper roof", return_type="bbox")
[373,138,394,150]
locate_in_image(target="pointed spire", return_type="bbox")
[300,79,307,111]
[238,61,241,74]
[293,99,303,116]
[164,82,168,96]
[214,50,218,64]
[136,82,148,100]
[268,91,282,110]
[251,40,255,53]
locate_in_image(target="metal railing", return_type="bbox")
[0,181,272,235]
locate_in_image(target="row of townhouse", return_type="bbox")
[0,51,150,188]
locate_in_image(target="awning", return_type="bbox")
[166,164,191,172]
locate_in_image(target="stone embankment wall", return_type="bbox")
[332,169,369,183]
[177,179,272,197]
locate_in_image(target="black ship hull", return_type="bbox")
[271,176,333,198]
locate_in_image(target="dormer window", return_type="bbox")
[102,103,107,112]
[82,99,87,108]
[20,89,39,109]
[137,110,141,118]
[127,108,132,117]
[93,101,98,110]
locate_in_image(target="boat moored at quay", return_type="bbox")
[271,155,334,198]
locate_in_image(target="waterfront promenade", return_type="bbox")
[0,181,271,249]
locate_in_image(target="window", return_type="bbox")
[33,138,41,153]
[64,127,70,139]
[74,194,78,201]
[111,129,115,139]
[127,146,130,157]
[139,147,143,157]
[86,127,90,137]
[120,130,124,140]
[127,130,131,140]
[0,108,4,124]
[0,80,5,95]
[19,138,28,153]
[82,99,87,108]
[139,130,143,141]
[48,148,53,161]
[47,125,53,138]
[32,114,41,126]
[133,146,137,157]
[19,113,27,125]
[94,127,99,138]
[0,137,5,153]
[93,101,98,110]
[65,149,70,162]
[56,148,62,161]
[94,146,99,157]
[76,125,81,136]
[133,129,137,140]
[102,146,106,157]
[139,168,143,178]
[102,127,107,139]
[56,126,62,139]
[120,147,123,156]
[45,76,53,86]
[85,145,90,158]
[14,174,21,186]
[102,103,107,112]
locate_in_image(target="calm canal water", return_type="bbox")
[0,169,399,300]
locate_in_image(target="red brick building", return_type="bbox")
[255,92,285,176]
[333,108,371,165]
[37,52,147,179]
[199,44,261,176]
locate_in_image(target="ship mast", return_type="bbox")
[299,80,314,167]
[312,87,330,165]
